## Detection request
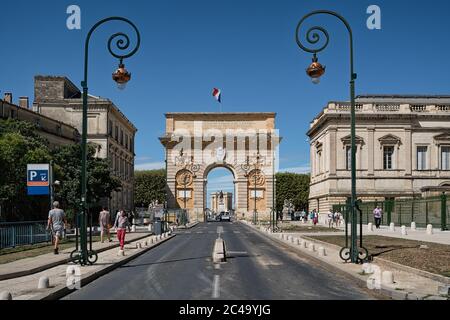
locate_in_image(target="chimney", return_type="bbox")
[19,97,29,109]
[4,92,12,104]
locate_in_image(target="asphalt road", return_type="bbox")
[64,221,378,300]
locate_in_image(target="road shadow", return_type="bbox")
[118,255,212,268]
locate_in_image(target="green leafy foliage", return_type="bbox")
[134,169,166,208]
[275,172,310,212]
[0,118,121,222]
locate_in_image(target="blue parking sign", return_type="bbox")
[27,164,50,196]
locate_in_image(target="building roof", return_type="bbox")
[354,94,450,104]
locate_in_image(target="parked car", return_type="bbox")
[220,212,231,222]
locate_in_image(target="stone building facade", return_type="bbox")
[160,112,280,221]
[210,191,233,213]
[307,95,450,213]
[33,76,137,213]
[1,92,80,146]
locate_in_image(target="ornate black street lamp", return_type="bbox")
[295,10,366,263]
[72,17,140,266]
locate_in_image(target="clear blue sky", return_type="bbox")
[2,0,450,198]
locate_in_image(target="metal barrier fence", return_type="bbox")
[332,195,450,230]
[0,221,51,249]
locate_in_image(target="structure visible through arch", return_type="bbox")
[159,113,280,221]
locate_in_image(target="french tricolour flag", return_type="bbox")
[212,88,221,103]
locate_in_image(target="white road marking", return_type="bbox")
[212,275,220,298]
[255,256,283,269]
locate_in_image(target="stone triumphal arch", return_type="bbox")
[159,113,280,221]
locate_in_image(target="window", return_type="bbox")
[115,126,119,141]
[345,146,351,170]
[125,134,128,149]
[417,146,427,170]
[10,109,15,119]
[441,147,450,170]
[383,146,394,170]
[108,120,113,137]
[120,130,124,146]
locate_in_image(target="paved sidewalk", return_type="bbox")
[0,231,152,281]
[0,232,174,300]
[242,221,449,300]
[285,220,450,245]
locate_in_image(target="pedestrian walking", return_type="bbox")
[114,210,131,250]
[333,211,341,227]
[128,211,135,226]
[313,209,319,226]
[373,206,383,229]
[327,209,334,228]
[47,201,66,255]
[99,207,111,243]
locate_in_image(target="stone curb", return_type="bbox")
[0,233,152,281]
[174,222,200,230]
[240,221,447,300]
[30,234,176,300]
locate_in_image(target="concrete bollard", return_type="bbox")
[144,241,148,247]
[411,222,416,231]
[389,222,395,232]
[296,238,302,245]
[308,243,315,252]
[131,225,136,232]
[118,249,125,256]
[302,241,308,249]
[136,242,142,249]
[382,271,394,285]
[367,223,373,232]
[426,224,433,235]
[401,225,407,236]
[0,292,12,300]
[286,235,292,242]
[318,247,326,257]
[38,276,50,289]
[291,237,296,244]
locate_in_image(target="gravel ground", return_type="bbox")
[310,235,450,277]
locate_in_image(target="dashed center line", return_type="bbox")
[212,275,220,298]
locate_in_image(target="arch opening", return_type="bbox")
[205,166,235,218]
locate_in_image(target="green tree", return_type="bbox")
[52,144,122,222]
[0,119,52,221]
[275,172,310,212]
[134,169,166,208]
